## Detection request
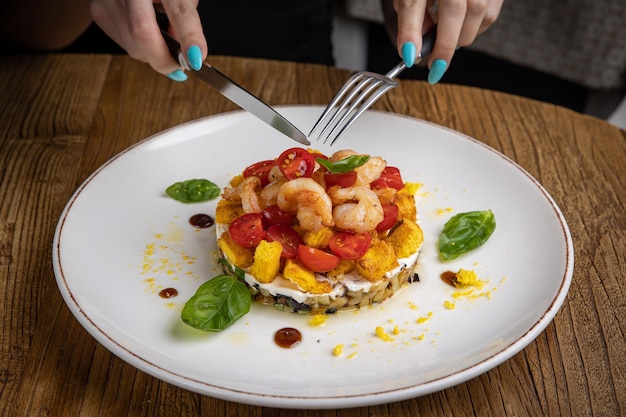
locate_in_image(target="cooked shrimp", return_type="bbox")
[328,185,384,233]
[277,178,334,231]
[260,178,286,208]
[221,176,262,213]
[330,149,358,162]
[330,149,386,185]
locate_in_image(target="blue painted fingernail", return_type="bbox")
[428,59,447,84]
[187,45,202,71]
[455,46,461,50]
[167,69,187,82]
[401,42,417,68]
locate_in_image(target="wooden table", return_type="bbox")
[1,54,624,416]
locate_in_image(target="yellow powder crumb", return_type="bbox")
[416,333,425,341]
[333,344,344,356]
[450,269,495,300]
[309,314,328,326]
[346,352,358,359]
[393,325,400,335]
[454,268,484,289]
[443,300,456,310]
[375,326,395,342]
[403,182,422,195]
[436,207,454,215]
[416,312,433,324]
[408,301,418,310]
[452,289,474,298]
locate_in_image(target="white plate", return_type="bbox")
[53,106,573,409]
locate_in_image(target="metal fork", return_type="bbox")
[310,28,436,145]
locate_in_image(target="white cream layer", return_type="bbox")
[216,224,420,304]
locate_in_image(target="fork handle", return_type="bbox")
[386,27,437,78]
[419,26,437,62]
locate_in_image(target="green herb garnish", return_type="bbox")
[166,179,220,203]
[316,155,370,173]
[181,274,251,332]
[438,210,496,261]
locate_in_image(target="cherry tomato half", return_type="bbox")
[266,224,304,259]
[376,203,399,232]
[229,213,267,248]
[277,148,315,180]
[328,232,372,260]
[243,160,276,187]
[297,245,340,272]
[324,170,357,188]
[261,204,294,228]
[371,166,404,190]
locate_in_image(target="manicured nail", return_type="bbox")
[167,69,187,82]
[428,59,447,84]
[401,42,417,68]
[187,45,202,71]
[455,46,461,50]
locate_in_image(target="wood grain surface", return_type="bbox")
[0,54,624,416]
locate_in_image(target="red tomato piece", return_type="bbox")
[229,213,267,248]
[371,166,404,190]
[328,232,372,260]
[297,245,340,273]
[266,224,304,259]
[261,204,294,228]
[376,203,399,232]
[243,160,276,187]
[324,170,357,188]
[277,148,315,180]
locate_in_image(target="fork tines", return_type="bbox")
[309,71,399,146]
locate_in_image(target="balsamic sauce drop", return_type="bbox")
[274,327,302,348]
[189,213,214,228]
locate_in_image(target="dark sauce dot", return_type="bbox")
[274,327,302,348]
[159,288,178,299]
[440,271,457,287]
[189,213,214,228]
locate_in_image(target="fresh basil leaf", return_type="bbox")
[166,179,220,203]
[181,275,251,332]
[316,155,370,173]
[438,210,496,261]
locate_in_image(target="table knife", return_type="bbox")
[161,30,309,145]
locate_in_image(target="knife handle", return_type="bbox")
[160,29,190,70]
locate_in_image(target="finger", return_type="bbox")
[458,0,488,45]
[161,0,206,71]
[426,0,465,84]
[479,0,503,33]
[126,0,181,76]
[394,0,428,67]
[428,0,465,64]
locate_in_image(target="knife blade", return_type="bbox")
[161,30,309,145]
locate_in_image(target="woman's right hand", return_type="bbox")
[90,0,208,81]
